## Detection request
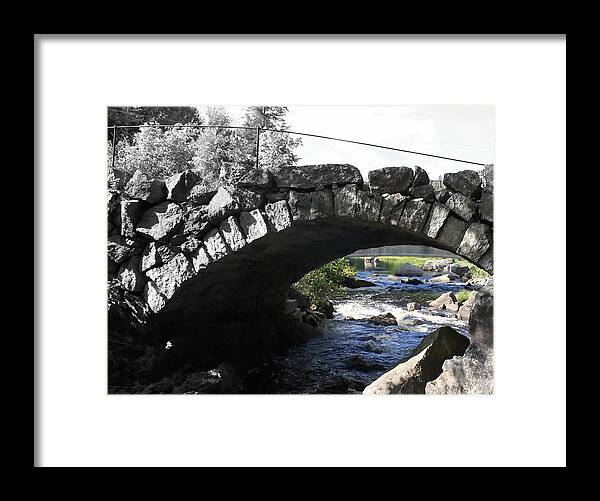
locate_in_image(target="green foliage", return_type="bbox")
[454,290,474,303]
[455,260,489,278]
[294,259,356,308]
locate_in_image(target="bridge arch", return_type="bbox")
[108,163,493,366]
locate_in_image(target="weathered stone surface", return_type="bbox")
[412,166,430,187]
[165,170,200,202]
[357,192,382,222]
[239,209,269,243]
[457,223,492,262]
[379,194,407,225]
[429,273,459,283]
[406,302,421,311]
[136,202,183,241]
[426,286,493,394]
[235,168,274,189]
[107,168,131,191]
[310,189,335,219]
[368,166,414,195]
[202,229,229,261]
[207,186,264,223]
[398,198,431,232]
[395,263,424,277]
[187,177,220,205]
[408,183,435,201]
[146,253,195,299]
[423,202,450,239]
[363,326,470,394]
[436,215,469,251]
[288,191,312,221]
[156,244,178,264]
[118,255,145,292]
[123,292,151,324]
[479,246,493,274]
[270,164,363,190]
[443,170,482,200]
[220,216,246,251]
[120,200,143,237]
[108,235,136,264]
[429,291,458,309]
[457,291,476,322]
[334,183,359,217]
[445,263,470,277]
[141,242,160,271]
[264,201,292,232]
[190,245,212,272]
[144,280,167,313]
[180,236,201,255]
[479,188,493,224]
[125,170,167,204]
[183,205,210,236]
[445,192,477,222]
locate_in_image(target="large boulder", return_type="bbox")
[368,166,414,195]
[412,166,430,187]
[408,183,435,201]
[479,188,493,224]
[398,198,431,232]
[124,170,166,204]
[395,263,424,277]
[429,291,458,310]
[363,326,470,394]
[145,253,195,299]
[443,170,482,200]
[136,202,184,241]
[188,176,220,205]
[426,286,493,394]
[165,170,200,202]
[457,223,493,263]
[264,200,293,232]
[379,194,408,225]
[423,202,451,238]
[183,205,210,236]
[445,192,477,221]
[334,183,360,217]
[120,200,144,238]
[270,164,363,190]
[207,186,264,223]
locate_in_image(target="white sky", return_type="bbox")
[201,105,494,180]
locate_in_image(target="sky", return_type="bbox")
[200,105,494,181]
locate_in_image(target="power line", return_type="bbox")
[107,123,488,166]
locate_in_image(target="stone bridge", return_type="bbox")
[108,162,493,377]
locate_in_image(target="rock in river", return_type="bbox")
[363,326,470,394]
[368,313,397,326]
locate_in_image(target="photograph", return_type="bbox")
[107,105,494,395]
[36,35,565,467]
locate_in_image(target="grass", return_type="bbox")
[375,256,432,268]
[454,290,475,303]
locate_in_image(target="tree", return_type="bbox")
[108,106,200,142]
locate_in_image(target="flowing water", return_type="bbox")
[241,257,473,394]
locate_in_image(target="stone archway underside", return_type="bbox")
[108,163,493,359]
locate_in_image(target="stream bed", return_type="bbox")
[241,260,473,394]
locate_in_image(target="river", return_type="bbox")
[241,257,472,394]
